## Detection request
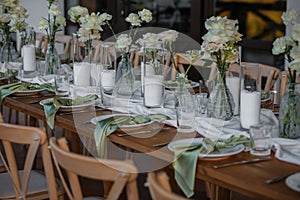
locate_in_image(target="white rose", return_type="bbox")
[116,34,132,50]
[281,9,299,25]
[0,13,10,23]
[125,13,141,26]
[138,9,152,23]
[49,4,61,17]
[291,23,300,42]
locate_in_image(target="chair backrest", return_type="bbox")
[49,137,139,200]
[228,62,281,93]
[147,171,188,200]
[175,53,217,82]
[0,123,59,199]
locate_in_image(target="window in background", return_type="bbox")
[214,0,287,67]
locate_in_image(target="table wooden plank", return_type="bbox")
[2,95,300,200]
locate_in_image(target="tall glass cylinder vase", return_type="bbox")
[207,68,235,120]
[141,41,166,107]
[72,34,91,86]
[44,41,60,75]
[240,63,261,129]
[279,82,300,139]
[115,52,135,96]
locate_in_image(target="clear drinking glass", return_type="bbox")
[250,124,272,156]
[176,94,195,133]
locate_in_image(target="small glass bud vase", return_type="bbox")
[207,68,235,120]
[44,41,60,75]
[115,52,135,96]
[279,82,300,139]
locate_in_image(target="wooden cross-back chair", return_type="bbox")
[228,62,281,93]
[147,171,188,200]
[49,137,139,200]
[0,123,64,199]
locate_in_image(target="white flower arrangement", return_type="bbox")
[0,0,28,33]
[200,16,242,71]
[68,6,109,43]
[105,8,153,52]
[38,0,66,45]
[272,9,300,80]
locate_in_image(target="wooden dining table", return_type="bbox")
[2,91,300,200]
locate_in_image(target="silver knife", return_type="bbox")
[213,156,272,169]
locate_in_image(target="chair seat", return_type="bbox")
[0,170,63,199]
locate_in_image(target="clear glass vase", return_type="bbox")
[279,82,300,139]
[207,69,235,120]
[115,53,135,96]
[44,42,60,75]
[0,40,18,82]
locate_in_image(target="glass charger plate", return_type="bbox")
[12,88,46,97]
[168,138,244,159]
[164,80,199,89]
[90,114,154,129]
[285,172,300,192]
[39,98,96,112]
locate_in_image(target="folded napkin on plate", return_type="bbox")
[273,139,300,166]
[173,135,250,198]
[43,94,98,129]
[0,82,55,104]
[93,114,169,158]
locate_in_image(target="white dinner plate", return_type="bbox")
[90,114,154,128]
[285,172,300,192]
[168,138,245,158]
[39,98,95,112]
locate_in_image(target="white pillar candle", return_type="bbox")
[101,69,116,92]
[240,90,261,129]
[144,75,164,107]
[226,76,240,115]
[73,62,91,86]
[22,45,36,71]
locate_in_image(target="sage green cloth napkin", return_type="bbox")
[0,81,55,104]
[43,94,98,129]
[173,135,250,198]
[94,114,169,158]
